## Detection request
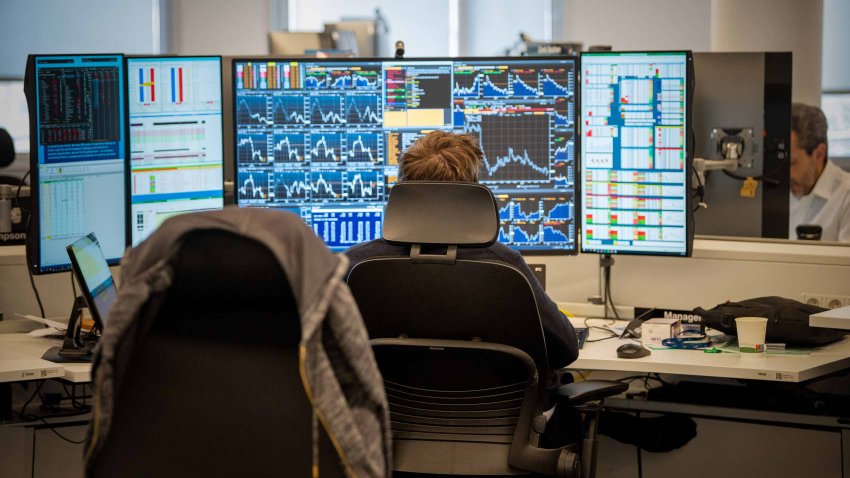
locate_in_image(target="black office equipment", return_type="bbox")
[24,54,128,274]
[616,343,651,359]
[87,228,351,477]
[796,224,823,240]
[347,181,626,477]
[232,56,578,254]
[695,296,847,347]
[66,232,117,331]
[43,233,118,363]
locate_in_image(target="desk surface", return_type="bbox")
[0,334,92,383]
[569,320,850,383]
[2,323,850,384]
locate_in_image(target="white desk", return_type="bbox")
[3,324,850,385]
[810,305,850,330]
[568,320,850,383]
[0,334,92,383]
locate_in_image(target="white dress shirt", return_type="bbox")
[789,160,850,242]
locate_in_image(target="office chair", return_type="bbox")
[347,182,627,478]
[89,229,348,477]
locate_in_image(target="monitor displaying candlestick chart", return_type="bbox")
[126,56,224,246]
[233,57,577,253]
[580,51,694,256]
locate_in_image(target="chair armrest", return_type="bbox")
[555,380,628,405]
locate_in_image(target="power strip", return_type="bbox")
[800,293,850,309]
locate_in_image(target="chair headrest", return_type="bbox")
[382,181,498,247]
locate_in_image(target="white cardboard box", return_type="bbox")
[641,318,681,346]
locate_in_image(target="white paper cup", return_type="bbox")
[736,317,768,353]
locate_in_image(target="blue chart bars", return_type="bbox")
[234,58,577,253]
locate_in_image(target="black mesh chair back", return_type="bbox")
[347,182,578,477]
[91,229,345,478]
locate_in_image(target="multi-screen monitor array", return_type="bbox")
[25,54,224,273]
[23,51,693,274]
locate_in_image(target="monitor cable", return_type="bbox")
[16,170,44,318]
[25,214,46,319]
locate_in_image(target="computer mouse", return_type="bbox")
[616,343,651,359]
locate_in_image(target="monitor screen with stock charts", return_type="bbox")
[232,57,578,254]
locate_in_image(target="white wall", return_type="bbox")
[169,0,270,55]
[561,0,712,52]
[459,0,550,56]
[822,0,850,91]
[0,0,160,78]
[291,0,452,57]
[711,0,823,105]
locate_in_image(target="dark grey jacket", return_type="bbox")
[85,207,391,477]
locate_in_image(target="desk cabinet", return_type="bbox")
[33,425,86,478]
[642,418,842,478]
[600,399,848,478]
[0,419,87,478]
[0,427,33,478]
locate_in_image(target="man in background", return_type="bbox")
[789,103,850,242]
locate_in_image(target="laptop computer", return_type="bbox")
[42,233,118,362]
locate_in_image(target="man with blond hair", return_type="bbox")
[345,130,580,446]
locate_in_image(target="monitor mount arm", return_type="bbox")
[692,127,756,209]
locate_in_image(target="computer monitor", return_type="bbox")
[580,51,694,256]
[233,57,578,254]
[126,56,225,246]
[0,79,30,154]
[24,54,127,274]
[66,232,118,331]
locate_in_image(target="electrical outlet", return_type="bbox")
[801,293,850,309]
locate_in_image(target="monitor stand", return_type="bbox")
[599,254,616,320]
[42,296,96,363]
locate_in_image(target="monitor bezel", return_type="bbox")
[123,55,225,247]
[577,50,695,258]
[230,55,580,256]
[25,53,127,275]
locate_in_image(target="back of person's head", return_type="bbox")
[398,131,482,182]
[791,103,828,158]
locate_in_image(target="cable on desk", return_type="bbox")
[585,335,619,343]
[582,317,620,342]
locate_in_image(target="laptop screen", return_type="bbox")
[67,233,119,329]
